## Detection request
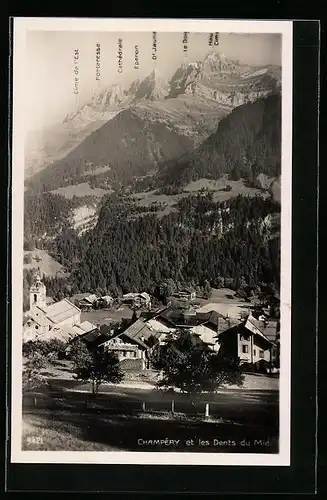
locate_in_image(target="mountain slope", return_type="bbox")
[27,108,196,191]
[26,52,281,188]
[158,93,281,188]
[60,192,281,295]
[25,72,170,178]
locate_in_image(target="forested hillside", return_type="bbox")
[24,90,281,304]
[48,193,280,297]
[158,94,281,189]
[24,192,99,249]
[26,109,194,193]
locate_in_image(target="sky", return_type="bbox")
[26,31,281,131]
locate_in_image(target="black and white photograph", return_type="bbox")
[11,18,293,466]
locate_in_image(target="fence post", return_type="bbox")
[205,403,210,418]
[171,399,175,414]
[142,401,146,412]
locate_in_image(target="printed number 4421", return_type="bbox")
[26,436,43,445]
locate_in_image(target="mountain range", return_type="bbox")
[25,51,281,191]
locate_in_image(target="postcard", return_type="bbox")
[10,17,292,466]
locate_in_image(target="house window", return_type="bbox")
[35,325,38,330]
[253,349,256,356]
[242,344,249,354]
[259,350,264,359]
[133,351,137,358]
[34,294,37,303]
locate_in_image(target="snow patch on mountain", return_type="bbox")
[72,205,98,234]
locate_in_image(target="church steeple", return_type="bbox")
[29,270,47,312]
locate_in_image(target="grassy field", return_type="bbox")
[22,383,279,452]
[50,182,111,198]
[22,350,279,453]
[22,407,278,453]
[24,249,68,278]
[80,306,134,325]
[132,177,269,210]
[23,412,116,451]
[184,177,269,203]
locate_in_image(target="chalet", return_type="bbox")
[98,295,114,308]
[77,328,112,350]
[121,292,151,309]
[171,288,196,301]
[101,319,153,370]
[74,294,99,311]
[217,313,279,372]
[63,324,109,356]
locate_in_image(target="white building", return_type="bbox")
[23,274,82,342]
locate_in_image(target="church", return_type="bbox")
[23,274,87,343]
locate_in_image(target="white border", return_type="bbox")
[11,17,293,466]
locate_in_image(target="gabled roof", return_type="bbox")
[146,318,176,334]
[79,329,111,347]
[122,331,148,349]
[246,316,279,343]
[45,299,81,324]
[118,319,153,349]
[244,315,276,345]
[124,319,153,341]
[70,325,86,336]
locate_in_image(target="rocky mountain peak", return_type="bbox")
[201,51,239,74]
[134,70,169,101]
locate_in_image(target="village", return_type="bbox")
[23,272,280,380]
